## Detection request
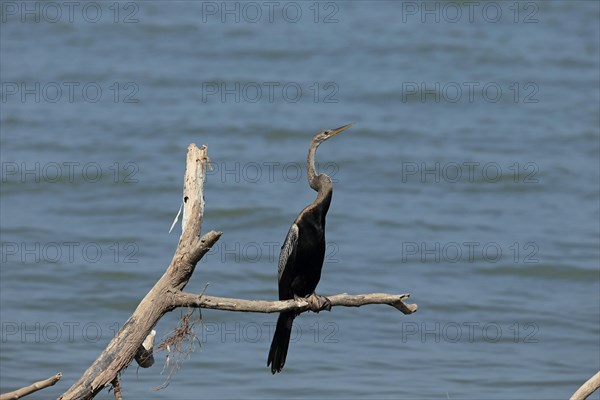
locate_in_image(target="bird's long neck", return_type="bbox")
[307,141,333,220]
[307,142,319,192]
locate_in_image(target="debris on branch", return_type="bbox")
[154,309,202,391]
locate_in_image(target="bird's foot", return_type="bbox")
[306,293,332,313]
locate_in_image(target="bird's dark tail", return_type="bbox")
[267,311,294,374]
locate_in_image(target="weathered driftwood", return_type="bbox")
[58,144,221,400]
[0,373,62,400]
[174,292,417,314]
[570,371,600,400]
[110,377,122,400]
[53,143,416,399]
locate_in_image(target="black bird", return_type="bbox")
[267,123,351,374]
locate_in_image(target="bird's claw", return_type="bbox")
[320,296,332,312]
[306,293,332,313]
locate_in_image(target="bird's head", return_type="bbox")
[312,123,352,145]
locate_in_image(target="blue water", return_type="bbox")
[1,1,599,399]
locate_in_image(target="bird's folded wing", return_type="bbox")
[278,223,299,280]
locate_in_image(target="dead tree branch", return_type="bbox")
[59,144,220,400]
[110,378,122,400]
[57,143,416,400]
[174,292,417,314]
[0,372,62,400]
[570,371,600,400]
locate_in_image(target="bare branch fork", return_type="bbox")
[54,144,416,400]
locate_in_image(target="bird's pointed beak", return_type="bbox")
[329,123,352,137]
